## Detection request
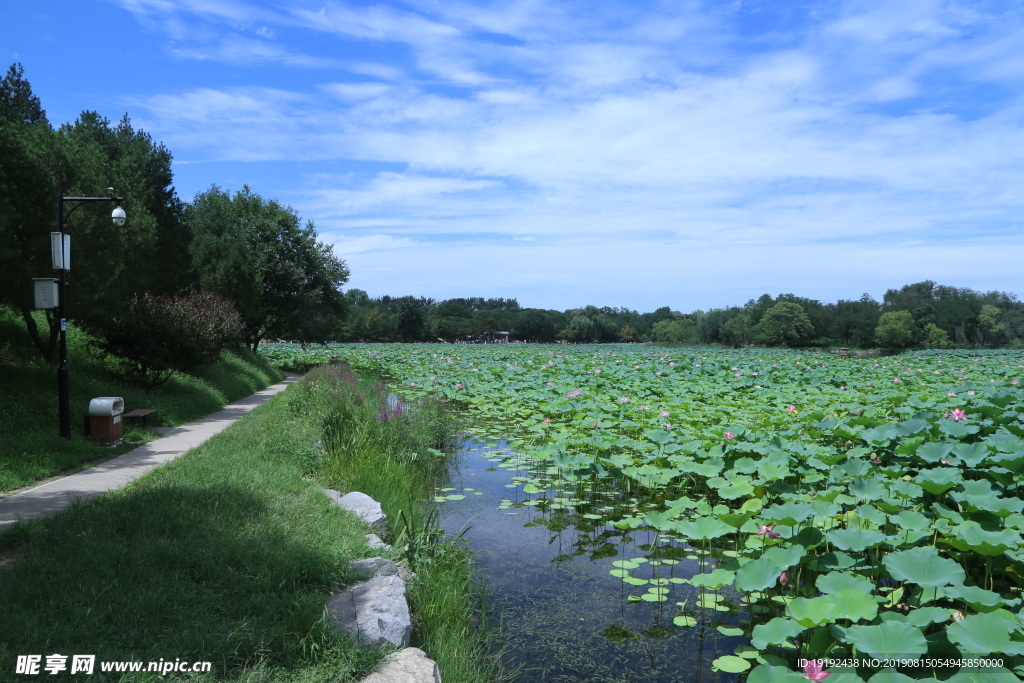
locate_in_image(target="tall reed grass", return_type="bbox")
[287,363,508,683]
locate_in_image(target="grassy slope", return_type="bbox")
[0,306,284,493]
[0,367,505,683]
[0,385,381,683]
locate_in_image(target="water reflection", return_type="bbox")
[437,437,744,683]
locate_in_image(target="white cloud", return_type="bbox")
[111,0,1024,308]
[168,34,344,68]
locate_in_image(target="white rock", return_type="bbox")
[324,489,387,530]
[366,533,392,551]
[359,647,441,683]
[326,575,412,651]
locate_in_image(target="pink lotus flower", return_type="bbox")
[655,371,662,376]
[941,460,952,465]
[950,408,967,421]
[967,390,976,395]
[803,659,830,681]
[593,421,599,429]
[430,376,436,381]
[725,432,735,440]
[543,418,552,423]
[893,378,900,384]
[619,397,630,404]
[787,406,797,414]
[779,571,788,586]
[410,382,416,387]
[566,391,581,398]
[640,405,651,410]
[455,383,463,388]
[756,524,781,539]
[546,382,554,386]
[660,411,670,417]
[1014,380,1020,385]
[948,392,957,397]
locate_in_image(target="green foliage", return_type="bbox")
[922,322,951,349]
[758,302,815,347]
[875,310,917,348]
[187,185,349,350]
[0,304,282,493]
[99,291,244,388]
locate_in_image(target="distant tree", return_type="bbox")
[976,305,1007,346]
[875,310,916,348]
[187,185,349,351]
[619,324,636,342]
[394,295,426,341]
[653,319,697,343]
[922,323,951,349]
[720,312,755,347]
[513,309,555,342]
[758,302,814,346]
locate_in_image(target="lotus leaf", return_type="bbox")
[712,655,751,673]
[844,622,927,659]
[826,588,879,623]
[862,424,900,445]
[946,612,1016,655]
[826,528,886,552]
[786,596,838,627]
[736,557,787,592]
[915,468,962,495]
[883,546,965,588]
[817,571,874,594]
[688,568,735,589]
[951,442,990,466]
[750,617,805,649]
[763,544,806,570]
[761,501,815,525]
[916,442,954,463]
[674,516,731,540]
[849,477,887,500]
[942,584,1014,608]
[905,606,952,628]
[947,523,1020,555]
[746,664,808,683]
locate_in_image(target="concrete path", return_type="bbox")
[0,373,301,533]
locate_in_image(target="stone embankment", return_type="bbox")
[324,489,440,683]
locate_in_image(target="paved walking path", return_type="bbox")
[0,373,301,533]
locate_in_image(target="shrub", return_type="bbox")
[99,290,243,388]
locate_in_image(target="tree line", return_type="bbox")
[0,64,348,386]
[337,284,1024,349]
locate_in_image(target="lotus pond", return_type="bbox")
[261,343,1024,682]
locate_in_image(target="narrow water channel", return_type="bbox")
[437,436,746,683]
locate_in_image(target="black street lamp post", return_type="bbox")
[56,189,126,439]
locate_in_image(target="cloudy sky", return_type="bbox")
[4,0,1023,312]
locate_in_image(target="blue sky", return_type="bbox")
[4,0,1024,312]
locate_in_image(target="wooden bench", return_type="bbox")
[123,409,157,429]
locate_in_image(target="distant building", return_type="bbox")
[483,331,510,343]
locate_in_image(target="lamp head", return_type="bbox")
[111,205,126,227]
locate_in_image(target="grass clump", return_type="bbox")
[289,363,507,683]
[0,305,284,494]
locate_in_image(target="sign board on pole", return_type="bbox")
[33,278,59,308]
[50,232,70,271]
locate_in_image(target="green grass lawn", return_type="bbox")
[0,364,505,683]
[0,306,284,494]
